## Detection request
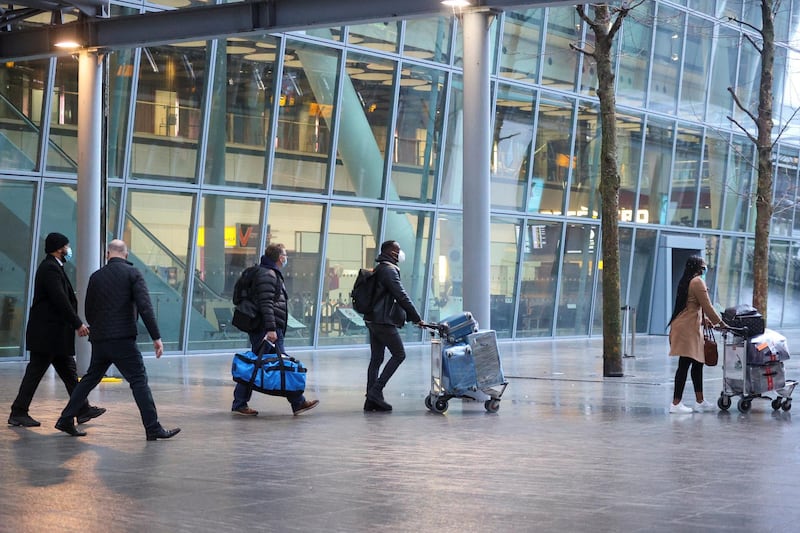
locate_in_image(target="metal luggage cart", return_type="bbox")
[422,322,508,414]
[717,327,796,413]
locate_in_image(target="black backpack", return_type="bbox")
[231,265,262,332]
[351,268,379,315]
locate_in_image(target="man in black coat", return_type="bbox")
[8,232,105,428]
[363,240,423,412]
[232,243,318,416]
[54,239,180,440]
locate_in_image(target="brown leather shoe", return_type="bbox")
[293,399,319,415]
[233,406,258,416]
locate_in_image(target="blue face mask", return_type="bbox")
[64,246,73,262]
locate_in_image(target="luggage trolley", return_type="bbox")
[421,314,508,414]
[717,327,796,413]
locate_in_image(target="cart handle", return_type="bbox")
[716,324,749,336]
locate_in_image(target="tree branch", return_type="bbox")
[744,33,762,54]
[728,86,759,124]
[608,1,646,40]
[575,5,596,31]
[772,106,800,148]
[728,16,763,36]
[569,42,595,59]
[727,115,758,144]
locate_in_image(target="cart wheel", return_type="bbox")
[433,398,448,414]
[772,398,783,411]
[484,399,501,413]
[737,398,751,413]
[782,399,792,412]
[424,394,433,410]
[718,395,731,411]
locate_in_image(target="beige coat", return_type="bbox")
[668,276,722,363]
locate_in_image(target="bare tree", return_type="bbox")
[572,2,643,377]
[727,0,779,321]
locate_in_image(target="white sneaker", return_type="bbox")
[669,402,693,414]
[693,400,715,413]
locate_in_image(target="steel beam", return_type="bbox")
[1,0,575,61]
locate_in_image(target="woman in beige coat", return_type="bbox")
[668,256,725,413]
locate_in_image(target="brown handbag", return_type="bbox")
[702,312,718,366]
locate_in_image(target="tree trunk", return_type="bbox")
[752,0,774,322]
[589,5,623,377]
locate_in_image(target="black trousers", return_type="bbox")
[366,322,407,394]
[61,338,160,432]
[11,350,89,416]
[673,356,704,400]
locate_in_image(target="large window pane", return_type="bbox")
[706,26,738,127]
[108,49,136,180]
[516,220,562,337]
[616,2,653,108]
[348,22,400,53]
[592,227,634,335]
[270,200,325,347]
[0,181,36,357]
[785,243,800,327]
[333,53,394,197]
[499,10,543,83]
[556,223,597,335]
[669,126,702,227]
[46,56,79,172]
[531,94,573,216]
[131,44,207,182]
[721,136,755,232]
[617,114,644,222]
[639,118,674,225]
[272,41,339,193]
[569,101,600,218]
[319,205,380,346]
[767,242,789,327]
[404,17,453,65]
[489,217,522,338]
[440,74,464,207]
[492,85,535,210]
[390,65,446,205]
[384,209,434,343]
[124,190,194,352]
[541,7,581,91]
[701,136,727,229]
[0,60,48,171]
[734,32,760,136]
[715,235,744,308]
[204,36,279,188]
[649,6,683,114]
[187,194,264,351]
[631,229,657,332]
[679,16,714,120]
[429,213,463,323]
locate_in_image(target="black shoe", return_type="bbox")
[77,406,107,424]
[365,395,392,411]
[146,427,181,441]
[293,400,319,415]
[55,419,87,437]
[8,414,41,427]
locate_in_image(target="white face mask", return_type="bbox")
[397,249,406,263]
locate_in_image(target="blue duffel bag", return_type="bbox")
[231,342,307,396]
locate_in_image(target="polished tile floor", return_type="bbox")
[3,331,800,533]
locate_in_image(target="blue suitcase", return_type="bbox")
[442,343,478,395]
[439,312,479,344]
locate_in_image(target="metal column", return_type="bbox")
[76,50,104,373]
[461,9,493,327]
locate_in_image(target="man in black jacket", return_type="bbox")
[54,239,180,440]
[232,243,318,416]
[8,232,105,428]
[363,240,423,412]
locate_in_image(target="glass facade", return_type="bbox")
[3,2,800,357]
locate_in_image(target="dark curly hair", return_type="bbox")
[667,255,706,326]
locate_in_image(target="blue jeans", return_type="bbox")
[61,338,160,432]
[232,329,305,411]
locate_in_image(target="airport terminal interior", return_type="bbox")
[2,0,800,357]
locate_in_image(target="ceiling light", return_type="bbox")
[442,0,471,7]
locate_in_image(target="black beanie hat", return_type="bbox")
[45,232,69,254]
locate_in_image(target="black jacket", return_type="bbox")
[25,255,83,354]
[254,260,288,335]
[364,253,421,327]
[84,257,161,342]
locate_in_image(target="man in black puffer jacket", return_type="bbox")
[363,240,423,412]
[231,243,318,416]
[55,239,180,441]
